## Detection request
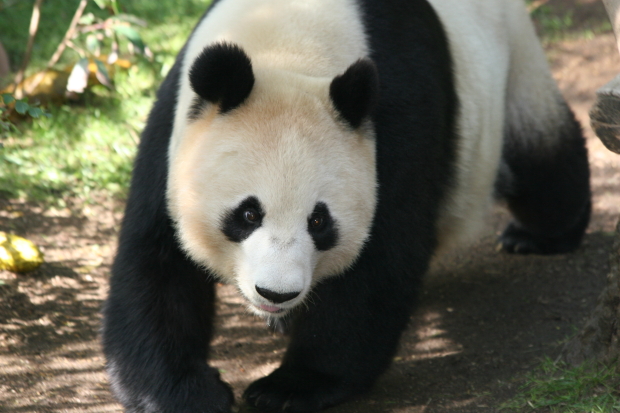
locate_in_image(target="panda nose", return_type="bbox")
[255,286,301,304]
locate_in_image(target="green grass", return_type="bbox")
[0,0,211,203]
[527,1,612,43]
[502,358,620,413]
[531,6,575,40]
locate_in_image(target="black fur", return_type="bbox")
[189,42,255,114]
[307,202,339,251]
[221,196,264,243]
[329,59,379,129]
[188,95,209,121]
[497,105,591,254]
[102,0,590,412]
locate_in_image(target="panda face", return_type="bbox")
[167,67,377,317]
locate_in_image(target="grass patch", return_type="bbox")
[531,6,575,40]
[0,0,212,203]
[502,358,620,413]
[528,1,612,43]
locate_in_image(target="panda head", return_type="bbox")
[168,43,378,317]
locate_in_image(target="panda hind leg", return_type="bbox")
[496,104,591,255]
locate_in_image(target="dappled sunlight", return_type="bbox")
[216,360,281,386]
[445,397,480,408]
[0,339,113,412]
[0,198,121,412]
[64,404,121,413]
[391,407,429,413]
[397,310,463,363]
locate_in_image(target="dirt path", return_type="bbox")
[1,20,620,413]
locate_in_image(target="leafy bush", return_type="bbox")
[0,0,212,203]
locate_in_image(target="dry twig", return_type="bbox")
[12,0,44,97]
[21,0,89,97]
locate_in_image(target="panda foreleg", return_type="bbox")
[102,60,234,411]
[102,218,234,413]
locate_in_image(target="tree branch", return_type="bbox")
[12,0,44,97]
[23,0,89,97]
[45,0,88,70]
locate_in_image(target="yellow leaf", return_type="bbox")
[0,232,44,273]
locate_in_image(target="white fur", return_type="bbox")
[168,0,368,162]
[168,69,376,316]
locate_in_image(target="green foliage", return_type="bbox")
[532,6,574,38]
[1,93,50,137]
[527,1,612,42]
[501,358,620,413]
[113,25,146,54]
[0,62,155,201]
[0,0,211,68]
[0,94,12,135]
[0,0,212,202]
[76,3,151,59]
[92,0,120,15]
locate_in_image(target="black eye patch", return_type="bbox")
[221,196,264,242]
[307,202,338,251]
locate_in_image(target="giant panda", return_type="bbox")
[102,0,591,411]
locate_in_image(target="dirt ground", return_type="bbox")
[1,2,620,413]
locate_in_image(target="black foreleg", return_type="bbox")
[102,217,233,413]
[101,50,233,412]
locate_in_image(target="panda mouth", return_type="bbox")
[257,303,285,314]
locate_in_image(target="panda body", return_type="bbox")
[103,0,591,412]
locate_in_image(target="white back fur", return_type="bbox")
[427,0,568,253]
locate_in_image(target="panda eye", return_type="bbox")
[244,209,260,223]
[307,202,338,251]
[309,214,324,229]
[221,196,264,243]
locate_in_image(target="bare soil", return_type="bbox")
[1,3,620,412]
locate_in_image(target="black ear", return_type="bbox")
[329,59,379,129]
[189,43,255,114]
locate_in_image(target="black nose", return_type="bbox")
[255,286,301,304]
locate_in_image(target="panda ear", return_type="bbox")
[329,59,379,129]
[189,43,255,114]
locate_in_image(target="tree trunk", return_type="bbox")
[590,75,620,154]
[0,41,9,81]
[563,220,620,365]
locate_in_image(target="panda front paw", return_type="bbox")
[116,366,234,413]
[498,222,544,254]
[498,221,583,255]
[243,366,358,413]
